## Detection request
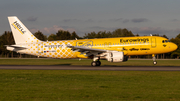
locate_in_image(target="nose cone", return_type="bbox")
[170,43,178,51]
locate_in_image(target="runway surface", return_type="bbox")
[0,65,180,71]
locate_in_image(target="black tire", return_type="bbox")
[153,61,157,65]
[96,61,101,66]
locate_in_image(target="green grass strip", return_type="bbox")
[0,70,180,101]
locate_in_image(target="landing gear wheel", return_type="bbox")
[153,61,157,65]
[91,61,97,66]
[96,61,101,66]
[91,61,101,66]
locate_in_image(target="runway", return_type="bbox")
[0,65,180,71]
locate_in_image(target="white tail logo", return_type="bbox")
[8,16,41,44]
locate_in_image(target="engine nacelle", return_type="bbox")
[106,52,128,62]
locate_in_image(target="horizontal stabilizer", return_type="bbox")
[6,45,27,51]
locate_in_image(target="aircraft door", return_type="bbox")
[38,42,43,53]
[151,38,156,48]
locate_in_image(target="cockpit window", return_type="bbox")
[162,40,170,43]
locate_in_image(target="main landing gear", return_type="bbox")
[91,56,101,66]
[152,54,157,65]
[91,61,101,66]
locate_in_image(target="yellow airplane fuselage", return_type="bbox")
[16,36,177,59]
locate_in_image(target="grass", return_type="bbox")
[0,58,180,66]
[0,70,180,101]
[0,59,180,100]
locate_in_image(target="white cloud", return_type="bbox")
[30,25,76,35]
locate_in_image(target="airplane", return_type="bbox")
[6,16,178,66]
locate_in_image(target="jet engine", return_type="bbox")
[106,52,128,62]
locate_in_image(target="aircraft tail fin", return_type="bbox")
[8,16,41,44]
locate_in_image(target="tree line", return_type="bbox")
[0,28,180,58]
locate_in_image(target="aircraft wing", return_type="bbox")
[67,46,107,56]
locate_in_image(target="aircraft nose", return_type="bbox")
[171,43,178,51]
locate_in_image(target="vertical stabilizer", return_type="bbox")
[8,16,41,44]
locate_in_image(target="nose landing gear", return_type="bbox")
[152,54,157,65]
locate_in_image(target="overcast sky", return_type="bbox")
[1,0,180,39]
